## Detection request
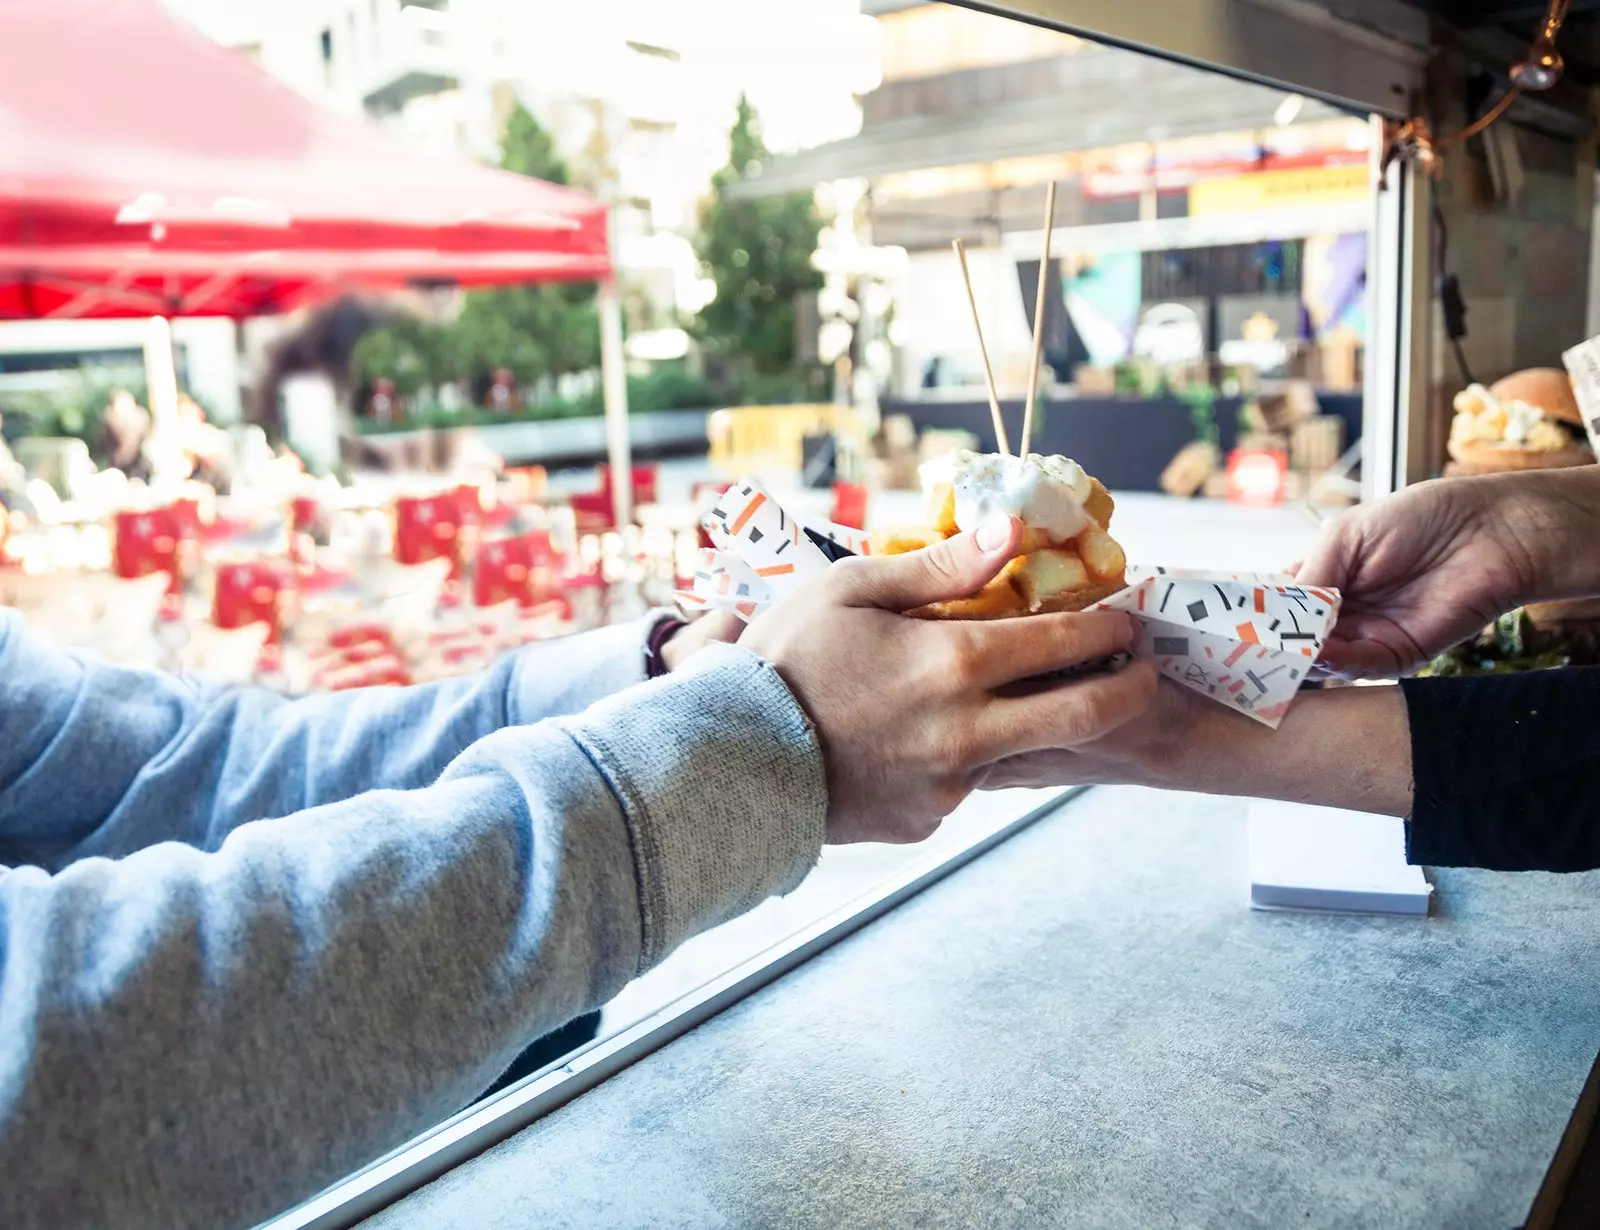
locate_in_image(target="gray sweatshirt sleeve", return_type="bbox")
[0,608,665,869]
[0,644,827,1230]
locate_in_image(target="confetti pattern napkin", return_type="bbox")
[676,481,1340,729]
[1093,568,1340,727]
[1561,335,1600,460]
[677,478,868,617]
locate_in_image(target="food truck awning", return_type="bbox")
[0,0,611,320]
[729,46,1351,200]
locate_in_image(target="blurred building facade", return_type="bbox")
[155,0,876,349]
[744,0,1375,401]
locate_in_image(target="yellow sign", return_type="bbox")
[1188,163,1370,216]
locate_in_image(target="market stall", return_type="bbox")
[0,0,635,521]
[0,0,686,686]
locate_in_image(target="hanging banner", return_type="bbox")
[1189,164,1370,217]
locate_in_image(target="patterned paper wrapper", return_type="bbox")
[1561,334,1600,459]
[1091,568,1340,728]
[676,480,1340,728]
[676,478,869,618]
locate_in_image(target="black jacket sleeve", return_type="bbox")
[1401,668,1600,872]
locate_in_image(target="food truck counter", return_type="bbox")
[361,786,1600,1229]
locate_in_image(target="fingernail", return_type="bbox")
[975,516,1012,554]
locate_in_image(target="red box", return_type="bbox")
[394,493,465,575]
[114,507,183,587]
[830,482,869,530]
[474,530,562,608]
[214,559,293,643]
[1226,448,1289,508]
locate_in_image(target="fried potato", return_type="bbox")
[924,483,959,536]
[914,568,1027,620]
[1084,478,1115,531]
[1012,549,1090,609]
[871,524,949,556]
[1075,527,1127,583]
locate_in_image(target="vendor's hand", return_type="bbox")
[740,517,1157,845]
[1294,476,1537,678]
[973,677,1206,794]
[663,611,744,673]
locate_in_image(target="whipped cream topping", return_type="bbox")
[919,449,1093,539]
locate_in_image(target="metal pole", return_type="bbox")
[144,315,184,491]
[598,274,633,529]
[1362,119,1429,501]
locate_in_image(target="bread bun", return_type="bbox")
[1488,368,1583,427]
[1526,598,1600,628]
[1446,437,1594,470]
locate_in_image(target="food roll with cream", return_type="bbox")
[873,449,1127,619]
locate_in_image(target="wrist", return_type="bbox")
[645,616,687,678]
[1503,468,1600,604]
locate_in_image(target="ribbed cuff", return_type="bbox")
[561,644,827,971]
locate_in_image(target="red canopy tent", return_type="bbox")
[0,0,611,319]
[0,0,635,517]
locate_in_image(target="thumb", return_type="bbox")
[833,516,1022,611]
[1295,516,1359,591]
[1294,542,1343,592]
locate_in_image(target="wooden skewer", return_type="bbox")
[951,238,1011,456]
[1020,180,1058,458]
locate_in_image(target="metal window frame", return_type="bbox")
[1363,135,1433,498]
[261,6,1441,1224]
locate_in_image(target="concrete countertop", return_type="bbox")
[365,787,1600,1229]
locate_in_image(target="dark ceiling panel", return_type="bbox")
[1318,0,1600,83]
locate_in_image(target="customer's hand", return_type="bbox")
[663,611,743,672]
[740,517,1157,845]
[1294,476,1537,678]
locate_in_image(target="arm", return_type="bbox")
[0,644,826,1230]
[1142,684,1415,818]
[1003,669,1600,872]
[0,608,668,869]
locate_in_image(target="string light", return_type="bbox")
[1381,0,1571,184]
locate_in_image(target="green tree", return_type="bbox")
[351,101,598,407]
[694,95,823,380]
[452,102,599,390]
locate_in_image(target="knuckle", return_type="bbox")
[1058,689,1111,745]
[922,717,977,773]
[919,539,968,590]
[943,630,987,683]
[1046,614,1088,662]
[825,554,872,596]
[947,721,985,769]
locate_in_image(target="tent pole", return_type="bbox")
[144,315,184,492]
[599,276,632,529]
